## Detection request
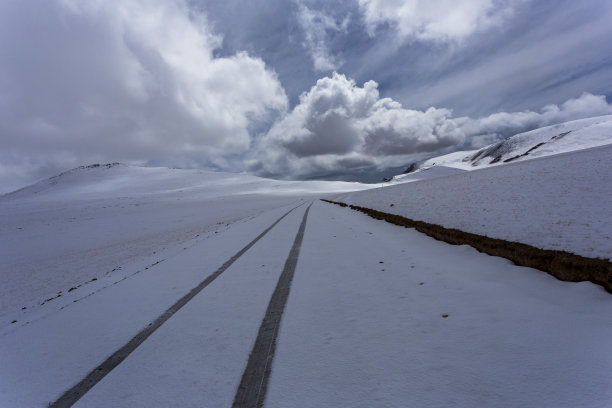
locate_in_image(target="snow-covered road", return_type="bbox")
[267,201,612,408]
[1,200,611,408]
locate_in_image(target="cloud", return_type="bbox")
[0,0,287,192]
[358,0,520,43]
[249,73,612,179]
[249,72,465,177]
[393,2,612,116]
[1,0,609,192]
[296,3,349,71]
[459,93,612,140]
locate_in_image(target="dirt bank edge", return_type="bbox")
[322,199,612,294]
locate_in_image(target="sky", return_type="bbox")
[1,0,611,192]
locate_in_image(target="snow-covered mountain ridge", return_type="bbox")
[391,114,612,183]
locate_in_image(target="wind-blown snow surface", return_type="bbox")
[0,164,370,329]
[340,144,612,260]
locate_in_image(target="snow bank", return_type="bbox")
[339,144,612,260]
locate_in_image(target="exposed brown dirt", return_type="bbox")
[321,199,612,294]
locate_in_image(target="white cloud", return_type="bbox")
[0,0,287,192]
[460,93,612,138]
[296,3,349,71]
[249,73,612,179]
[249,72,465,177]
[358,0,519,43]
[395,8,612,114]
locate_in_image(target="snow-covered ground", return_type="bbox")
[340,144,612,260]
[267,202,612,408]
[1,127,611,407]
[0,164,370,330]
[1,200,610,408]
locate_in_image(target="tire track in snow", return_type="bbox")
[49,203,304,408]
[233,202,313,408]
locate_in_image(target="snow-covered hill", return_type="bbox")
[3,162,368,201]
[340,143,612,260]
[391,114,612,183]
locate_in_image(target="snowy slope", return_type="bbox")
[340,143,612,260]
[3,162,369,201]
[389,164,467,184]
[0,165,371,328]
[391,114,612,183]
[1,159,611,407]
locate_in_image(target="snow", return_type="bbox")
[2,200,610,408]
[266,202,612,408]
[0,164,370,329]
[388,114,612,185]
[0,204,304,407]
[389,164,466,184]
[71,206,307,408]
[416,114,612,172]
[340,144,612,260]
[3,163,368,201]
[1,132,611,407]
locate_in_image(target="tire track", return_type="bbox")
[50,203,303,408]
[233,202,313,408]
